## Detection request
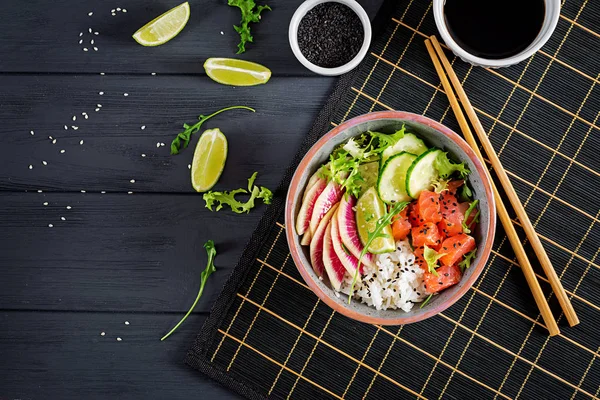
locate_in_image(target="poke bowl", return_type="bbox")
[284,111,496,325]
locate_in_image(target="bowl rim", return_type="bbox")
[285,111,496,325]
[288,0,373,76]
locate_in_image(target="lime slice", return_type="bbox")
[191,128,228,192]
[357,161,379,196]
[356,187,396,254]
[204,58,271,86]
[132,2,190,46]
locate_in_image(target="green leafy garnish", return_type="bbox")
[228,0,271,54]
[420,293,434,308]
[432,178,450,193]
[435,152,470,179]
[203,172,272,213]
[319,151,364,198]
[348,201,409,303]
[423,245,446,277]
[462,199,479,234]
[368,126,405,148]
[161,240,217,341]
[458,184,473,202]
[458,249,477,272]
[170,106,255,155]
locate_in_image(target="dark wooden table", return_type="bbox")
[0,1,382,398]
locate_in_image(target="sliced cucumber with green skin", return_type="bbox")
[377,152,417,204]
[406,148,443,198]
[381,133,428,165]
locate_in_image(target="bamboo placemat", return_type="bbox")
[186,0,600,398]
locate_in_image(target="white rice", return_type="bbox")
[340,239,428,312]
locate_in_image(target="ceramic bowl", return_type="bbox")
[288,0,372,76]
[285,111,496,325]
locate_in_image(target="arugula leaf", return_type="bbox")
[462,199,479,234]
[458,184,473,202]
[171,106,255,155]
[161,240,217,341]
[420,293,434,308]
[435,152,470,179]
[203,172,272,213]
[228,0,271,54]
[423,245,446,276]
[348,201,410,302]
[458,249,477,272]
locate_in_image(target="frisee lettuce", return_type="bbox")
[228,0,271,54]
[161,240,217,341]
[203,172,272,213]
[423,245,445,276]
[435,152,470,179]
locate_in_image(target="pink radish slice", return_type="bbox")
[309,204,339,278]
[303,169,322,202]
[337,195,376,268]
[300,230,312,246]
[331,210,362,275]
[296,178,327,236]
[309,181,344,235]
[323,222,346,291]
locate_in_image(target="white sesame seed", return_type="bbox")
[156,142,160,148]
[29,165,33,169]
[112,13,116,16]
[52,139,57,144]
[141,154,146,157]
[99,92,104,95]
[83,48,88,52]
[79,140,84,145]
[88,28,92,33]
[66,206,72,209]
[100,332,105,336]
[141,125,145,130]
[123,9,127,12]
[49,136,53,140]
[30,130,34,135]
[94,31,99,35]
[125,321,129,325]
[72,115,76,121]
[94,47,98,51]
[79,32,84,37]
[151,72,156,76]
[123,93,129,96]
[95,108,100,112]
[116,7,121,11]
[64,125,68,130]
[127,191,133,195]
[72,126,78,130]
[43,202,48,206]
[42,161,47,166]
[100,72,105,75]
[220,31,224,35]
[160,142,165,147]
[60,150,66,153]
[97,104,102,107]
[111,9,115,12]
[101,191,106,194]
[38,190,43,193]
[61,217,66,221]
[116,337,122,341]
[90,39,94,45]
[81,190,86,193]
[188,164,191,170]
[48,224,53,228]
[88,11,93,16]
[84,114,88,119]
[130,179,135,183]
[79,39,83,44]
[82,112,87,116]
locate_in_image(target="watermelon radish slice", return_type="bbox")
[296,178,327,236]
[337,195,376,268]
[309,204,339,278]
[309,181,344,235]
[331,210,362,275]
[300,231,312,246]
[323,222,346,291]
[303,169,322,202]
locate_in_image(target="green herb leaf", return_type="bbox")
[228,0,271,54]
[420,293,434,308]
[368,126,405,149]
[161,240,217,341]
[462,199,479,234]
[203,172,272,213]
[458,184,473,202]
[431,178,450,193]
[458,249,477,272]
[171,106,255,155]
[348,201,410,303]
[423,245,446,276]
[434,152,470,179]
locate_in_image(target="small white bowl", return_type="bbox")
[433,0,560,68]
[289,0,372,76]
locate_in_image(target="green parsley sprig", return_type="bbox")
[170,106,255,155]
[161,240,217,341]
[348,201,409,303]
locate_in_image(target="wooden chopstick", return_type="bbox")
[427,36,578,328]
[424,39,561,336]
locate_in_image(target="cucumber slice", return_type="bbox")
[406,148,443,198]
[377,152,417,204]
[357,161,379,196]
[381,133,428,164]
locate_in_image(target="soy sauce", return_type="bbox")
[444,0,546,59]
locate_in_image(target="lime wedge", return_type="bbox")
[133,2,190,46]
[191,128,228,192]
[356,187,396,254]
[204,58,271,86]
